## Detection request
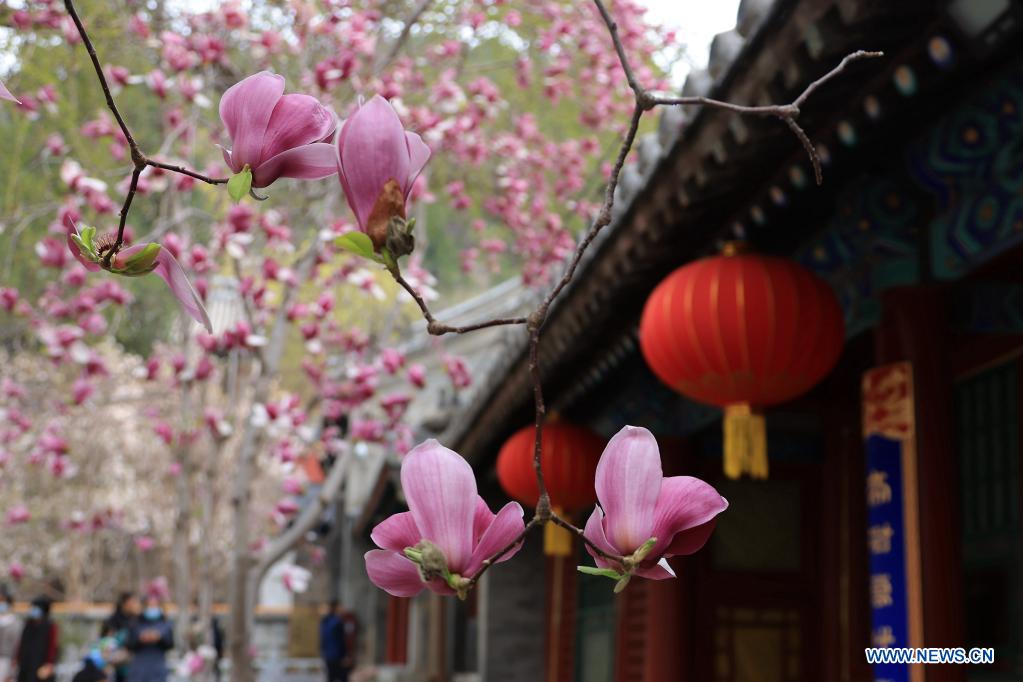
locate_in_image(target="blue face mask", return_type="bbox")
[143,607,162,620]
[28,605,43,620]
[0,603,9,614]
[88,649,105,668]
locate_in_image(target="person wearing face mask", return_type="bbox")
[13,597,58,682]
[0,588,21,682]
[103,593,139,682]
[124,597,173,682]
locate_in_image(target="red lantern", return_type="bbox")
[639,243,844,478]
[497,422,604,555]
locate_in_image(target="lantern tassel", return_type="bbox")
[544,506,573,557]
[723,404,768,479]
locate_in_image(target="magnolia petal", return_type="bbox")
[336,95,410,229]
[582,505,619,570]
[370,511,420,553]
[219,72,284,169]
[364,550,426,598]
[595,426,662,553]
[0,79,19,104]
[423,578,457,597]
[649,476,728,558]
[261,93,336,162]
[334,119,357,223]
[634,557,677,580]
[464,500,525,576]
[404,131,431,198]
[663,518,719,557]
[400,439,477,574]
[218,144,238,174]
[472,496,496,545]
[252,143,338,188]
[153,249,213,333]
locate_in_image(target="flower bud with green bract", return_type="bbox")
[335,95,430,252]
[67,225,212,333]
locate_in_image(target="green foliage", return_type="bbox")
[228,166,253,203]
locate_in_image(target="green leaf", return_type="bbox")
[334,232,377,260]
[380,247,399,274]
[70,225,98,260]
[116,243,161,276]
[227,166,253,203]
[576,566,622,580]
[77,224,96,252]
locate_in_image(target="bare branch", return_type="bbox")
[793,50,884,108]
[63,0,230,254]
[550,512,624,564]
[390,4,880,590]
[375,0,434,75]
[62,0,141,159]
[146,159,228,185]
[392,270,528,335]
[465,517,540,588]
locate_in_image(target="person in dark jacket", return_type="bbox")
[125,597,173,682]
[103,592,139,682]
[14,596,58,682]
[319,600,350,682]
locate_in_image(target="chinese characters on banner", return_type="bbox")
[862,363,924,682]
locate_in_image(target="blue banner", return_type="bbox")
[862,363,922,682]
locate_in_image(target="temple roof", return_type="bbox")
[442,0,1020,465]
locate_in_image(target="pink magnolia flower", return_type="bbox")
[8,562,24,582]
[282,477,305,496]
[280,564,311,593]
[6,505,30,525]
[0,79,18,104]
[365,440,524,598]
[135,536,155,552]
[274,498,300,517]
[145,576,170,600]
[68,225,212,333]
[583,426,727,584]
[219,72,337,188]
[335,95,430,249]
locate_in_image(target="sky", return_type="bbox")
[641,0,742,85]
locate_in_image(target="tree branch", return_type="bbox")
[63,0,229,260]
[392,270,527,334]
[386,2,880,590]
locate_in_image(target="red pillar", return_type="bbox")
[546,551,578,682]
[875,287,965,682]
[385,596,409,664]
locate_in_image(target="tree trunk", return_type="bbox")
[228,403,262,682]
[227,246,318,682]
[173,444,193,652]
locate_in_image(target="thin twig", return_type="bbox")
[374,0,434,75]
[63,0,230,259]
[465,517,540,588]
[63,0,141,159]
[392,271,528,334]
[550,511,623,564]
[147,159,228,185]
